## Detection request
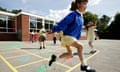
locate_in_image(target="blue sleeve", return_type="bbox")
[52,12,75,32]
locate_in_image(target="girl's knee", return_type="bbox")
[78,45,83,50]
[71,41,83,50]
[78,42,83,48]
[75,44,83,50]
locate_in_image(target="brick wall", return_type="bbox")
[0,33,17,41]
[17,14,30,41]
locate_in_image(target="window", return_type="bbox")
[37,19,43,32]
[45,20,54,31]
[0,15,16,33]
[8,16,16,32]
[50,21,54,29]
[29,16,55,33]
[50,24,53,29]
[29,16,43,32]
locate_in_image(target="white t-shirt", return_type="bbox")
[39,28,46,37]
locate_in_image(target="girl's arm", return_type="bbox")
[52,12,75,32]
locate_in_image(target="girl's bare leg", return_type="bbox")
[89,41,96,53]
[71,41,86,65]
[39,42,42,49]
[89,41,93,49]
[59,45,73,59]
[43,41,45,48]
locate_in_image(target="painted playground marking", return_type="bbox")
[0,49,20,54]
[17,56,31,63]
[21,49,72,69]
[0,54,18,72]
[0,44,100,72]
[15,59,45,69]
[6,54,27,59]
[65,50,100,72]
[35,64,53,72]
[3,43,23,47]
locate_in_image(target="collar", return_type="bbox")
[76,10,83,17]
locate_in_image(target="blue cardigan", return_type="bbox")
[52,11,83,40]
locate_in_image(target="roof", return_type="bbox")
[0,11,16,16]
[0,11,55,21]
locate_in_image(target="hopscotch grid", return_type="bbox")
[6,52,40,59]
[65,50,100,72]
[0,54,18,72]
[6,53,39,59]
[0,43,100,72]
[20,49,72,69]
[15,59,46,69]
[0,49,21,54]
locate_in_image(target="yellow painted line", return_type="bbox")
[12,47,47,60]
[20,49,72,69]
[0,49,20,54]
[0,54,18,72]
[21,49,71,68]
[6,52,39,59]
[1,44,72,70]
[6,54,28,59]
[55,62,71,69]
[21,49,46,59]
[15,48,70,68]
[66,50,100,72]
[15,59,45,68]
[85,50,100,61]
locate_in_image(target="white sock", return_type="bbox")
[91,48,96,51]
[81,60,87,65]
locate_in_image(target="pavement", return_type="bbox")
[0,40,120,72]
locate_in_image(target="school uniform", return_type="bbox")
[39,28,46,42]
[52,10,83,47]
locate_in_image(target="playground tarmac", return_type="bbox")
[0,39,120,72]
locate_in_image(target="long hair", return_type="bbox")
[70,0,88,11]
[70,1,77,11]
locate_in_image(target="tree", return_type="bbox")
[11,9,22,14]
[97,15,110,33]
[107,12,120,34]
[0,6,22,14]
[99,13,120,39]
[0,6,8,12]
[83,12,98,25]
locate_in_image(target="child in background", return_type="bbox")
[31,30,35,43]
[38,26,46,49]
[53,32,57,45]
[86,21,97,54]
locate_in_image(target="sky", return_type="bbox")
[0,0,120,21]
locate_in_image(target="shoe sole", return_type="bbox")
[49,54,57,66]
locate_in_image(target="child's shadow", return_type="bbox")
[73,52,90,56]
[21,48,40,50]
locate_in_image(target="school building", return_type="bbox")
[0,11,86,41]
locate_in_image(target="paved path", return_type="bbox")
[0,40,120,72]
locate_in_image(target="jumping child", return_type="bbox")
[49,0,96,72]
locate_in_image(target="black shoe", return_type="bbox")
[49,54,57,66]
[43,46,45,49]
[40,46,42,49]
[90,50,96,54]
[81,65,96,72]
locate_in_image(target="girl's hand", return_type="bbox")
[47,30,53,34]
